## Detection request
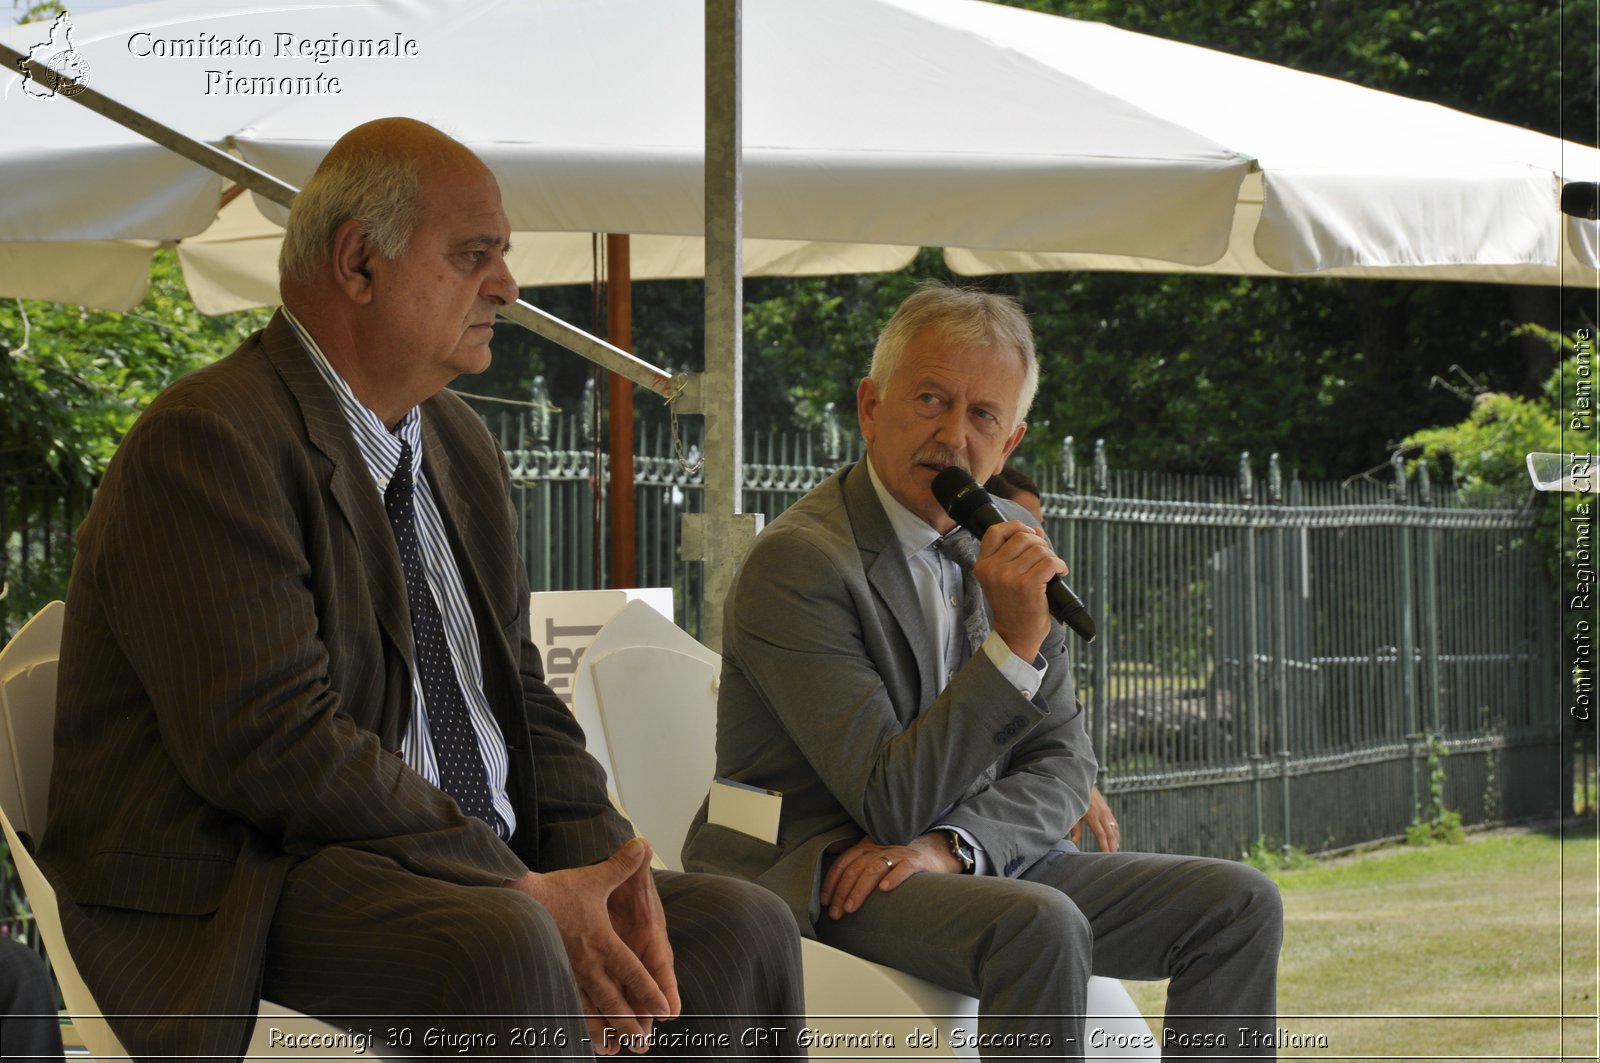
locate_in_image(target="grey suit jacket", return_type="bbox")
[682,461,1096,932]
[40,312,632,1059]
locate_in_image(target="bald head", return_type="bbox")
[273,118,517,427]
[278,117,489,289]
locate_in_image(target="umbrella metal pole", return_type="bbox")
[606,233,636,589]
[680,0,761,650]
[1,40,677,397]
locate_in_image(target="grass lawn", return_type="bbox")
[1122,819,1599,1060]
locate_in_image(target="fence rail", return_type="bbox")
[1,386,1564,864]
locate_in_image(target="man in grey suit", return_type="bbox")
[683,284,1282,1058]
[42,118,802,1060]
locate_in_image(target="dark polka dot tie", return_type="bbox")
[384,439,502,832]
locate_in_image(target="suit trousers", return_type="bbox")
[814,848,1282,1060]
[262,847,806,1059]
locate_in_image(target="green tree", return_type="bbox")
[1,251,269,631]
[1403,325,1575,578]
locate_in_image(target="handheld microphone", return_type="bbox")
[931,466,1096,644]
[1562,182,1599,220]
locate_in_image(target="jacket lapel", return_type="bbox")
[840,462,942,713]
[259,312,415,668]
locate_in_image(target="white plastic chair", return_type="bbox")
[0,602,406,1061]
[0,599,64,682]
[573,600,1158,1059]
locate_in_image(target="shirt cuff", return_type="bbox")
[981,630,1048,699]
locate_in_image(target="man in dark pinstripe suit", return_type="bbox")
[41,118,804,1060]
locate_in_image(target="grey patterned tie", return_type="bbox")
[936,530,990,657]
[385,439,504,834]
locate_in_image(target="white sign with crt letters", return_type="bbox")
[528,589,674,712]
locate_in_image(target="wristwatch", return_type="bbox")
[944,829,976,874]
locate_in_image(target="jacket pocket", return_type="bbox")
[75,849,234,916]
[683,820,782,883]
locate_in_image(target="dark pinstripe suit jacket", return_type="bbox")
[40,311,632,1059]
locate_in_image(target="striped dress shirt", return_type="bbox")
[286,310,516,838]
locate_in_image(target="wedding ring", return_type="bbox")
[880,855,895,870]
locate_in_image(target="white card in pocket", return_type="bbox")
[708,777,782,844]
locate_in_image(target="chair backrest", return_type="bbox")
[1,660,59,836]
[0,600,64,682]
[574,601,720,871]
[0,604,129,1060]
[0,601,64,837]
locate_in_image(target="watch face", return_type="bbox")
[947,831,974,870]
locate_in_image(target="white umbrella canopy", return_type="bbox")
[0,0,1594,314]
[175,191,918,314]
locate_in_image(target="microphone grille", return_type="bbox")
[1562,182,1599,220]
[931,466,989,523]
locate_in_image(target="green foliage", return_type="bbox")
[730,261,1567,480]
[1,251,269,488]
[1402,329,1578,585]
[1407,389,1555,503]
[1407,734,1466,846]
[12,1,64,29]
[1242,835,1316,872]
[1404,327,1567,504]
[1404,810,1465,847]
[1016,272,1483,477]
[1,252,269,629]
[742,251,949,429]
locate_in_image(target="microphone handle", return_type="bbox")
[1045,576,1096,644]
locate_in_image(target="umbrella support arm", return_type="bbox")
[497,301,674,397]
[1,40,677,397]
[0,40,297,210]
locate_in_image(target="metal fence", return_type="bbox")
[1,384,1565,864]
[485,384,1563,860]
[1034,446,1557,859]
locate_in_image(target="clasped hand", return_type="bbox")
[819,833,960,920]
[509,837,680,1054]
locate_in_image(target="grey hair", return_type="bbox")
[869,282,1039,423]
[278,148,423,285]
